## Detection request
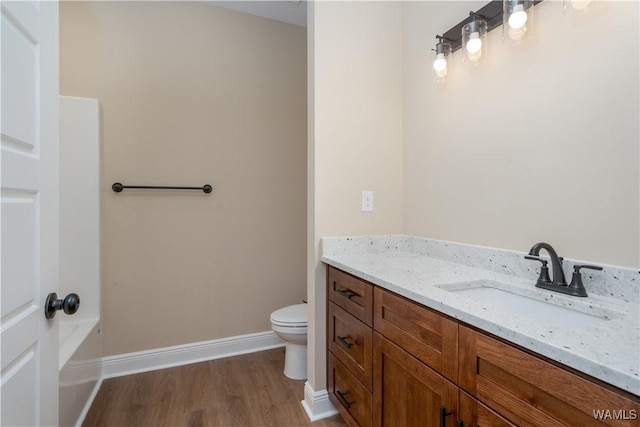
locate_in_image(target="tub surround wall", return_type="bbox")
[59,96,101,327]
[60,2,307,356]
[59,96,103,427]
[322,235,640,396]
[403,1,639,269]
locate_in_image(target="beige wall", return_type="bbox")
[307,0,404,393]
[404,1,639,268]
[60,1,307,356]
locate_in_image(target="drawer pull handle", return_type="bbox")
[440,406,452,427]
[336,335,354,349]
[456,420,469,427]
[336,287,358,299]
[336,390,355,409]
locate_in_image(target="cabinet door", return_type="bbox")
[328,266,373,326]
[459,325,640,427]
[329,302,373,389]
[458,390,515,427]
[373,332,458,427]
[374,287,458,382]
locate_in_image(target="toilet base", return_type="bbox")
[283,342,307,380]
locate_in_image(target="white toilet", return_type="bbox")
[270,303,308,380]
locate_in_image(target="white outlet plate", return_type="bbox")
[361,191,374,212]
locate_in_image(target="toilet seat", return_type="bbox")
[270,303,307,328]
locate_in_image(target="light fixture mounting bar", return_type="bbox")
[440,0,542,53]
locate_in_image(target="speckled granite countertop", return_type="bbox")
[321,235,640,396]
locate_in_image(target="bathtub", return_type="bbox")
[59,96,103,427]
[59,319,102,427]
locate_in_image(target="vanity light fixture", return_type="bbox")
[431,0,543,79]
[433,2,504,63]
[432,36,452,79]
[462,13,488,62]
[503,0,535,41]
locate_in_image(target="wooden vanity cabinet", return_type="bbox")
[328,302,373,389]
[374,287,458,383]
[458,391,515,427]
[328,266,373,326]
[327,265,640,427]
[327,267,374,427]
[328,354,372,427]
[373,332,458,427]
[458,325,640,427]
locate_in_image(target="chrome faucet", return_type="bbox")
[525,242,602,297]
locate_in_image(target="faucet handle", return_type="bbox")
[524,255,552,284]
[525,255,547,264]
[574,264,603,272]
[568,264,603,297]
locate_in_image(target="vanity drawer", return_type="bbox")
[328,266,373,326]
[328,353,372,427]
[459,390,515,427]
[328,302,373,390]
[374,287,458,382]
[459,325,640,427]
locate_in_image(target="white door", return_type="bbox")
[1,1,59,426]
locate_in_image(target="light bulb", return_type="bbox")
[466,32,482,54]
[508,4,528,30]
[433,53,447,77]
[570,0,592,10]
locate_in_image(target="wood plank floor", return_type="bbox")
[83,348,346,427]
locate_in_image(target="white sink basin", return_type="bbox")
[439,280,621,329]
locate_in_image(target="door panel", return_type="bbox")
[1,1,38,148]
[1,1,59,425]
[1,200,36,317]
[1,352,37,427]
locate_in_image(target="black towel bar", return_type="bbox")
[112,182,212,193]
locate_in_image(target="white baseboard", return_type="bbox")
[301,381,338,422]
[101,330,285,379]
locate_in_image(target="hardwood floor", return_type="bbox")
[83,348,346,427]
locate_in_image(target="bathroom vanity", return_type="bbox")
[322,236,640,427]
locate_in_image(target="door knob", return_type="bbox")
[44,292,80,319]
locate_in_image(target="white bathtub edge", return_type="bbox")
[59,317,100,371]
[101,330,285,379]
[73,376,103,427]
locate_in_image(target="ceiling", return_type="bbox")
[204,1,307,27]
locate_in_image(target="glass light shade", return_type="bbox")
[571,0,592,10]
[503,0,534,42]
[433,41,451,80]
[564,0,592,14]
[461,20,487,63]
